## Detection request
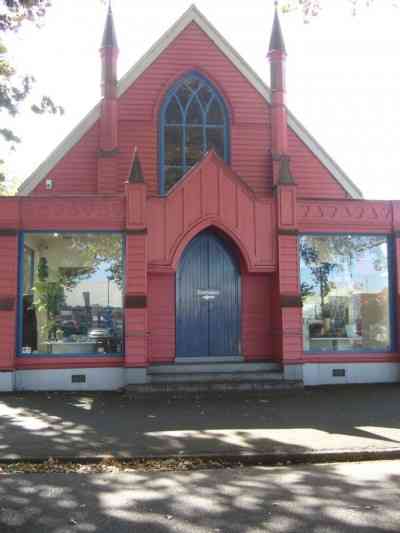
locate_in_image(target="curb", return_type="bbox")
[1,448,400,468]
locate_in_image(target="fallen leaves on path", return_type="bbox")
[0,456,246,475]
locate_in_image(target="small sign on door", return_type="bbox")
[197,289,220,300]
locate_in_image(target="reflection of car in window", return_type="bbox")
[88,327,118,353]
[21,232,124,356]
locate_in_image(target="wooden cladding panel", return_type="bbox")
[20,196,125,230]
[278,235,300,294]
[118,122,156,193]
[125,234,147,294]
[147,153,275,271]
[241,274,272,360]
[32,124,100,195]
[298,200,393,232]
[0,297,15,311]
[0,198,19,228]
[148,273,175,363]
[26,22,353,199]
[125,294,147,309]
[288,129,348,200]
[118,22,272,195]
[0,234,17,369]
[281,307,303,362]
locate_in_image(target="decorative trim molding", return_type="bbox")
[16,6,362,199]
[278,229,298,236]
[280,295,302,308]
[299,201,391,227]
[0,297,15,311]
[97,147,120,158]
[126,228,148,236]
[125,294,147,309]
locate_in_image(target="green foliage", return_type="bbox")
[300,235,387,313]
[0,0,63,179]
[34,258,65,339]
[281,1,396,21]
[68,234,124,290]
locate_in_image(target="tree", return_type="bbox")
[0,0,63,185]
[282,1,396,21]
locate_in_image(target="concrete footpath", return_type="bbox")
[0,384,399,461]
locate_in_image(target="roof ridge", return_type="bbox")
[17,5,362,198]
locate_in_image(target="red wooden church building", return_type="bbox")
[0,5,398,391]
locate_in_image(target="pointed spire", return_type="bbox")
[101,2,118,49]
[128,147,144,183]
[269,3,286,55]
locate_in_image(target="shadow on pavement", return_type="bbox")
[0,384,399,459]
[1,461,400,532]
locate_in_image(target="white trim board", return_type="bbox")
[17,4,363,199]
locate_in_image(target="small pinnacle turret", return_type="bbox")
[101,3,118,50]
[268,6,286,55]
[129,148,145,183]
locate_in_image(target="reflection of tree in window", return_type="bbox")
[22,233,124,356]
[300,235,391,353]
[161,73,228,193]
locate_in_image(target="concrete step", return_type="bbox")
[126,379,302,393]
[148,361,281,375]
[148,370,284,384]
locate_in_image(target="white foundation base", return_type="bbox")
[2,362,399,391]
[14,367,147,391]
[0,372,15,392]
[303,362,400,386]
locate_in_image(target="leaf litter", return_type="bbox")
[0,456,248,475]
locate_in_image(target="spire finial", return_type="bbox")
[101,0,118,49]
[128,147,144,183]
[269,2,286,54]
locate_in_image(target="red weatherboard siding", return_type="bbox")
[32,124,99,195]
[0,235,18,370]
[31,23,275,196]
[288,129,347,199]
[118,22,273,196]
[30,22,347,200]
[241,274,272,360]
[146,152,276,272]
[148,273,175,363]
[278,235,300,294]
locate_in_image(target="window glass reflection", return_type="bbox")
[21,233,124,356]
[300,235,391,352]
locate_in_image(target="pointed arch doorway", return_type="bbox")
[176,230,241,357]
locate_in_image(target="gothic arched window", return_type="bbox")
[160,72,229,194]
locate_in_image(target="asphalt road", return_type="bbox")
[1,460,400,532]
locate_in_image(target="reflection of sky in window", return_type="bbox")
[301,238,389,298]
[91,261,113,282]
[64,262,121,308]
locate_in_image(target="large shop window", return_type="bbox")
[300,235,392,353]
[20,233,124,356]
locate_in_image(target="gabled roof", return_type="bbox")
[17,4,363,198]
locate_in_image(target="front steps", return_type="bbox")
[126,361,303,392]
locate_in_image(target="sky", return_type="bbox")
[2,0,400,199]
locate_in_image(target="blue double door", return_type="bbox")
[176,230,240,357]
